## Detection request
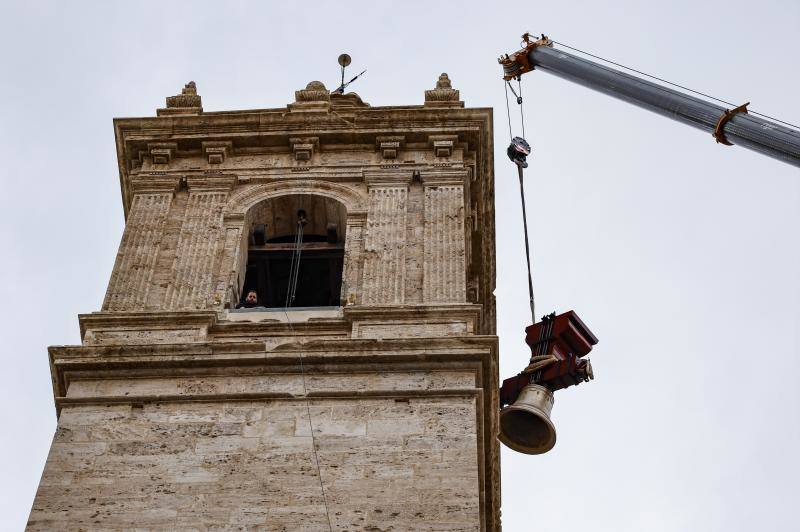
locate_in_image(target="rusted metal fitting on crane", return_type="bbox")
[713,102,749,146]
[498,33,553,80]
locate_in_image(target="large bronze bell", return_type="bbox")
[498,383,556,455]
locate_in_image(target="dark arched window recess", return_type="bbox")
[240,194,346,309]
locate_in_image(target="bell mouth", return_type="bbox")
[498,384,557,454]
[499,408,556,454]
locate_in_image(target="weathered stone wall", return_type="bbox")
[30,396,480,531]
[33,337,499,531]
[33,78,500,531]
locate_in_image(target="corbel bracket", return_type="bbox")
[289,137,319,161]
[376,136,405,159]
[147,142,177,165]
[202,141,233,164]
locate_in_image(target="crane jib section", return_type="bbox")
[525,45,800,168]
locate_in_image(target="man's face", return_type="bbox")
[246,292,257,304]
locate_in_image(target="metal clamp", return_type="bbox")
[713,102,749,146]
[498,33,553,81]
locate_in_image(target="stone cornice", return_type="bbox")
[114,106,493,218]
[48,335,498,405]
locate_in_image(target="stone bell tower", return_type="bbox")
[28,74,499,530]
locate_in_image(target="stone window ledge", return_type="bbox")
[225,306,343,323]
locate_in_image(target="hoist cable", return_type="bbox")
[285,217,305,307]
[517,77,526,138]
[503,76,536,323]
[280,314,335,532]
[517,163,536,324]
[550,38,800,131]
[280,215,334,532]
[285,228,299,307]
[504,81,514,140]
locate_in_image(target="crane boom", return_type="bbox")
[499,35,800,167]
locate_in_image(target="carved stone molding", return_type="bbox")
[295,81,330,102]
[424,73,464,108]
[225,180,367,219]
[129,174,182,196]
[289,81,331,113]
[363,170,413,187]
[147,142,177,165]
[419,167,468,186]
[157,81,203,116]
[289,137,319,161]
[427,135,458,158]
[202,141,233,164]
[376,136,405,159]
[186,174,237,192]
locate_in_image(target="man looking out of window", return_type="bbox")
[236,290,260,309]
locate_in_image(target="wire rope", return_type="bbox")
[281,212,334,532]
[504,80,514,140]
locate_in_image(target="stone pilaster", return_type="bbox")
[361,172,411,305]
[164,176,235,310]
[215,212,248,309]
[341,211,367,305]
[422,170,468,303]
[102,177,179,311]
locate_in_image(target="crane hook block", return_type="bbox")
[507,137,531,168]
[498,33,553,81]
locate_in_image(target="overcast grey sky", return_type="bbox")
[1,1,798,530]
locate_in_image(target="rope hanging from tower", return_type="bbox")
[285,209,307,308]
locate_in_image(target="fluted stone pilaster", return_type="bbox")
[362,177,409,305]
[165,191,227,309]
[423,173,467,303]
[103,193,173,311]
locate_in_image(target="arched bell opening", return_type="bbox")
[240,194,347,308]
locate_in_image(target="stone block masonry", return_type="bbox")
[31,397,479,530]
[30,76,499,530]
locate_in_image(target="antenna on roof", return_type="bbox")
[333,53,366,94]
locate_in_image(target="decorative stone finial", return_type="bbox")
[436,73,453,89]
[424,72,463,108]
[157,81,203,116]
[295,81,331,103]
